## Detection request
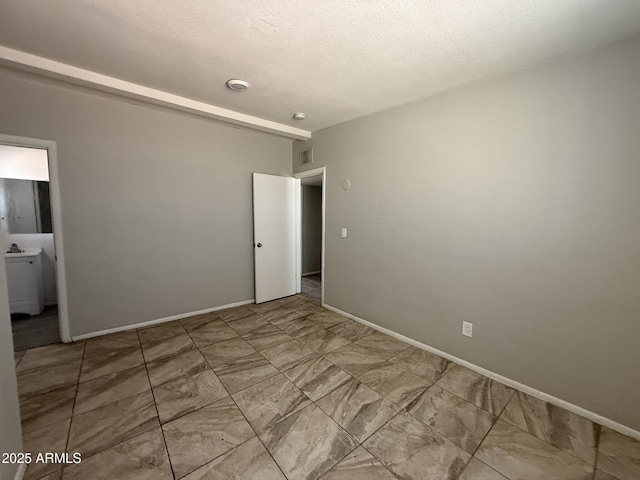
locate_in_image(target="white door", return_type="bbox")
[253,173,299,303]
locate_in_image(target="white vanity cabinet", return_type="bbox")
[5,248,45,315]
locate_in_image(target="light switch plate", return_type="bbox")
[462,321,473,337]
[341,228,347,238]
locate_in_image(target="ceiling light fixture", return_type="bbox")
[226,79,249,92]
[293,113,306,120]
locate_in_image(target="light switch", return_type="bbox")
[341,228,347,238]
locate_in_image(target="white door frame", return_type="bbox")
[0,134,71,343]
[294,167,326,306]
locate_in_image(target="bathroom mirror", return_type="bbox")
[0,178,53,234]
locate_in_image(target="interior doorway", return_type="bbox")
[295,167,325,304]
[0,144,59,350]
[0,134,70,349]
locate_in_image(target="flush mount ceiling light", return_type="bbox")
[226,79,249,92]
[293,113,306,120]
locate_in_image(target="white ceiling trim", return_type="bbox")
[0,45,311,140]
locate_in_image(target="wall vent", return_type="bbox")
[300,147,313,165]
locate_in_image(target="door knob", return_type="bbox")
[256,243,262,248]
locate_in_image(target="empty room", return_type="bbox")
[0,1,639,480]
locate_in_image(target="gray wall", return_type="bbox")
[294,34,640,430]
[302,185,322,274]
[0,247,22,480]
[0,66,292,337]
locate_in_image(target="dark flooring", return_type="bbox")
[12,305,60,352]
[301,273,321,300]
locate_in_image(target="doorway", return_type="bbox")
[295,167,325,304]
[0,134,70,350]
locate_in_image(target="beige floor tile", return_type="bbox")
[23,418,70,480]
[260,404,358,480]
[181,437,286,480]
[185,319,238,348]
[15,304,627,480]
[260,339,316,371]
[458,458,508,480]
[140,332,196,362]
[408,385,496,454]
[163,397,255,478]
[279,296,310,309]
[227,313,270,336]
[283,356,352,401]
[324,344,389,377]
[37,472,62,480]
[246,300,282,315]
[300,292,321,305]
[17,342,85,373]
[593,470,618,480]
[321,446,396,480]
[305,311,349,329]
[62,428,173,480]
[216,306,255,322]
[354,331,410,358]
[137,321,186,344]
[214,351,280,395]
[74,366,150,415]
[476,419,593,480]
[232,373,311,434]
[67,391,159,458]
[262,308,302,325]
[290,302,325,317]
[436,366,514,416]
[199,337,257,369]
[316,378,399,443]
[80,345,144,382]
[146,348,208,387]
[328,320,375,342]
[179,312,221,331]
[363,411,470,480]
[359,364,430,408]
[278,317,324,338]
[18,360,81,399]
[243,324,293,351]
[152,368,228,424]
[501,391,598,465]
[391,346,454,382]
[597,426,640,480]
[20,384,77,435]
[14,350,25,367]
[298,329,351,355]
[84,331,139,357]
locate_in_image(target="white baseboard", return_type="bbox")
[71,299,255,341]
[324,303,640,441]
[13,463,26,480]
[301,270,321,276]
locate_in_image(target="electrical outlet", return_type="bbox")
[462,321,473,337]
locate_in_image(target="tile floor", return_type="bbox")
[12,305,60,351]
[13,294,640,480]
[301,273,321,300]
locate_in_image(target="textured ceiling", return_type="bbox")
[1,1,640,132]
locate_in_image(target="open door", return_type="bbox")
[253,173,299,303]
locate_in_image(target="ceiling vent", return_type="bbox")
[300,148,313,165]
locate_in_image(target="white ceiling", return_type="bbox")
[1,1,640,133]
